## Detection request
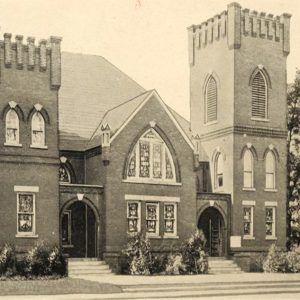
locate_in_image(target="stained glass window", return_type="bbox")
[146,203,159,235]
[164,204,177,235]
[126,129,176,182]
[6,109,19,144]
[32,112,45,147]
[243,206,253,237]
[266,207,275,237]
[17,194,35,234]
[59,165,71,183]
[127,202,140,233]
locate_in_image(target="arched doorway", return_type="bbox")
[61,201,97,258]
[198,207,225,257]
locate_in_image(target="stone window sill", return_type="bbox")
[30,144,48,149]
[243,236,255,240]
[147,235,162,239]
[15,234,39,239]
[204,120,218,126]
[4,142,22,147]
[251,117,269,122]
[123,179,181,186]
[62,244,74,248]
[163,235,179,239]
[264,188,278,193]
[266,236,277,240]
[243,187,256,192]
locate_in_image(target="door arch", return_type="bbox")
[60,199,99,258]
[198,206,225,257]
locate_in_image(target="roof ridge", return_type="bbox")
[86,90,152,147]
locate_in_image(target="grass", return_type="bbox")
[0,277,122,296]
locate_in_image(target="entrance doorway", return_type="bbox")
[61,201,97,258]
[198,207,225,257]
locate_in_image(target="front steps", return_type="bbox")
[68,258,113,277]
[208,257,243,274]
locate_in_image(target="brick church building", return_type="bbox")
[0,3,291,271]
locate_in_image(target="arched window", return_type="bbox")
[215,153,223,189]
[243,149,254,188]
[205,76,217,123]
[5,109,19,145]
[126,128,176,182]
[252,71,267,119]
[265,151,276,189]
[59,165,71,183]
[31,112,45,147]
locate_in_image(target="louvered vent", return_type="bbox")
[252,71,267,119]
[205,77,217,123]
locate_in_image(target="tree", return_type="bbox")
[287,69,300,249]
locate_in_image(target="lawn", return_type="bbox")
[0,278,122,296]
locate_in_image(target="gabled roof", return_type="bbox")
[59,52,145,151]
[88,89,194,151]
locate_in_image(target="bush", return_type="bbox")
[165,254,186,275]
[0,244,17,277]
[180,229,208,274]
[263,244,287,273]
[151,254,168,274]
[121,233,153,275]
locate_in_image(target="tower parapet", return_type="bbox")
[188,2,291,65]
[0,33,62,89]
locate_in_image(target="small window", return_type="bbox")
[62,210,72,245]
[164,203,177,237]
[265,151,276,189]
[205,76,217,123]
[243,150,254,188]
[215,153,224,189]
[17,193,35,236]
[127,202,141,233]
[252,71,267,119]
[59,165,71,183]
[146,203,159,236]
[265,207,276,239]
[5,109,20,145]
[31,112,45,147]
[243,206,254,238]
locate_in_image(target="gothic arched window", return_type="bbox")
[5,109,20,145]
[252,71,268,119]
[205,76,217,123]
[126,128,176,182]
[243,149,254,188]
[59,165,71,183]
[265,151,276,189]
[215,152,224,189]
[31,112,45,147]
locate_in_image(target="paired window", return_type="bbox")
[215,152,224,189]
[265,151,276,190]
[251,70,268,119]
[265,206,276,239]
[5,109,20,145]
[243,150,254,189]
[126,201,177,237]
[204,76,217,123]
[31,112,46,148]
[126,129,176,183]
[17,193,36,236]
[243,205,254,238]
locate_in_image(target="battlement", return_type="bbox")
[188,2,291,65]
[0,33,62,89]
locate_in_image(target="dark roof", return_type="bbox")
[59,52,145,151]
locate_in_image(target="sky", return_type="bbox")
[0,0,299,119]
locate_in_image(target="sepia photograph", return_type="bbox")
[0,0,300,299]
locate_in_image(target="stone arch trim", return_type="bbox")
[2,101,25,121]
[27,104,50,124]
[60,157,77,184]
[211,146,226,163]
[122,123,181,183]
[197,203,227,228]
[249,66,272,89]
[240,143,258,160]
[263,145,280,162]
[202,71,221,94]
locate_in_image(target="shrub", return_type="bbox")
[48,246,67,276]
[0,244,17,277]
[121,233,153,275]
[165,254,186,275]
[263,244,288,273]
[180,229,208,274]
[151,253,168,274]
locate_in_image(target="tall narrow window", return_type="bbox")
[126,128,176,183]
[17,193,35,236]
[243,150,254,188]
[146,203,159,236]
[243,206,254,238]
[164,203,177,237]
[31,112,45,147]
[5,109,19,145]
[205,76,217,123]
[127,202,141,233]
[265,151,276,189]
[215,153,224,189]
[252,71,267,119]
[265,207,276,239]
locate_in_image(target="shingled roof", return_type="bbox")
[59,52,145,151]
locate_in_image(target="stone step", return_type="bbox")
[68,259,113,277]
[69,265,110,271]
[68,260,106,266]
[69,269,113,275]
[68,257,98,261]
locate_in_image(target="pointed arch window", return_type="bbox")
[5,109,20,145]
[31,112,45,147]
[126,128,176,183]
[215,152,224,189]
[252,71,267,119]
[243,149,254,188]
[59,165,71,183]
[265,151,276,189]
[205,76,217,123]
